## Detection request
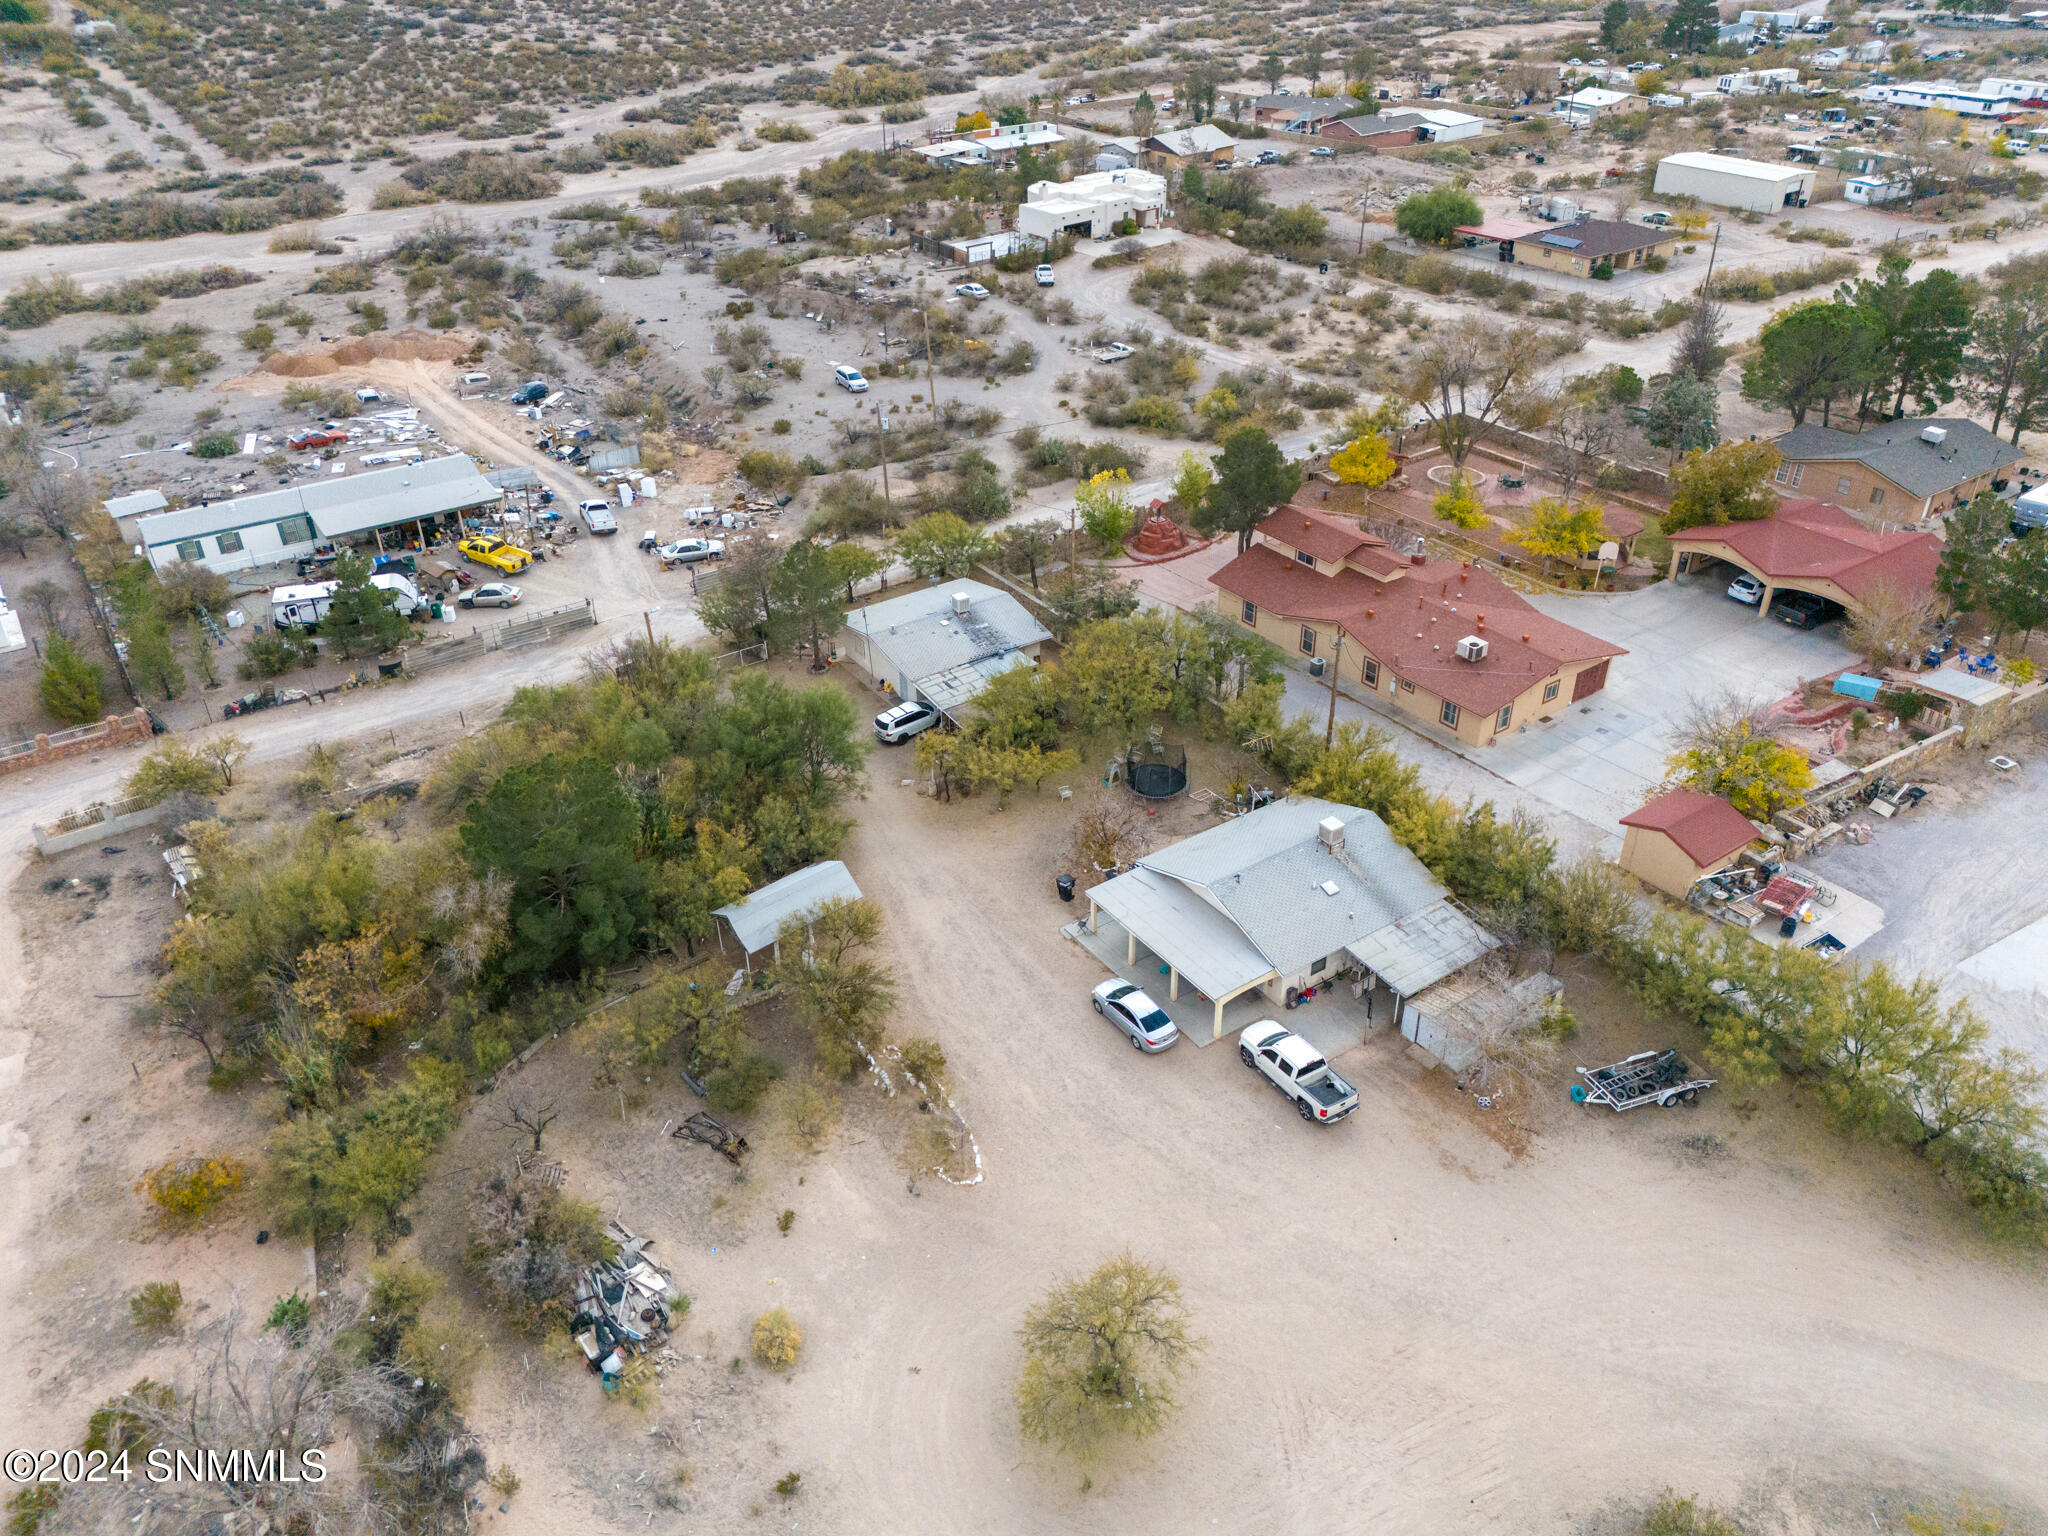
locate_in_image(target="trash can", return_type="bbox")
[1056,874,1076,903]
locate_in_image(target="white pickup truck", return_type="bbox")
[1238,1022,1358,1124]
[1090,342,1134,363]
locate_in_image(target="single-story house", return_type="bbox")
[1143,123,1238,168]
[1084,796,1498,1039]
[1769,418,2022,521]
[1016,168,1166,242]
[1320,112,1426,147]
[1665,498,1942,620]
[133,454,504,575]
[1211,507,1627,748]
[938,229,1033,266]
[1619,789,1762,900]
[1653,151,1816,212]
[1251,93,1355,128]
[105,488,169,544]
[838,579,1052,715]
[1555,87,1639,126]
[1095,136,1143,170]
[1457,214,1683,276]
[911,120,1064,167]
[715,860,863,972]
[1396,107,1485,142]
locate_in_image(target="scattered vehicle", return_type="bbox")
[833,365,869,393]
[1726,573,1765,605]
[658,536,726,567]
[354,386,382,404]
[1253,149,1282,165]
[457,582,523,609]
[1641,211,1671,225]
[512,379,549,405]
[1773,590,1836,629]
[1309,145,1335,158]
[1239,1023,1357,1122]
[1090,979,1180,1052]
[1091,342,1135,363]
[288,428,347,452]
[1572,1049,1715,1111]
[458,535,533,574]
[874,698,941,744]
[1035,264,1056,286]
[460,370,491,387]
[954,282,991,299]
[577,498,620,535]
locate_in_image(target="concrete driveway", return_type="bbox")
[1495,575,1860,838]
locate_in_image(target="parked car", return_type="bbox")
[457,582,523,609]
[1091,342,1135,363]
[1642,211,1671,225]
[833,365,869,393]
[1309,145,1335,158]
[954,282,990,299]
[512,379,549,405]
[1090,979,1179,1052]
[458,535,532,574]
[1774,590,1837,629]
[1034,264,1056,286]
[1727,573,1765,605]
[658,537,726,567]
[288,428,347,451]
[578,498,619,535]
[874,699,940,744]
[354,386,382,404]
[1238,1022,1358,1123]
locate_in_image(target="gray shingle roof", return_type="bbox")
[1774,417,2021,499]
[135,455,501,548]
[843,580,1051,688]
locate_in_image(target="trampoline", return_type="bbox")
[1125,742,1188,799]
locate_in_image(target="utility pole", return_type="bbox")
[1323,631,1344,749]
[874,401,892,505]
[1357,192,1369,255]
[922,306,939,420]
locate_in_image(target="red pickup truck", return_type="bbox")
[289,428,348,451]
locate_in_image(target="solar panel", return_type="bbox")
[1541,234,1582,248]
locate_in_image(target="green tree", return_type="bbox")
[1344,45,1378,102]
[996,518,1060,590]
[1599,0,1632,50]
[1263,52,1285,93]
[1663,441,1781,533]
[1169,448,1214,513]
[1936,490,2007,614]
[126,616,186,701]
[1058,617,1172,745]
[321,550,410,659]
[1193,426,1301,553]
[1844,250,1974,417]
[37,634,103,723]
[893,512,990,582]
[260,1059,463,1240]
[458,754,650,979]
[773,539,852,669]
[1394,185,1483,248]
[1967,254,2048,437]
[1990,529,2048,646]
[1015,1252,1202,1462]
[1074,468,1137,552]
[1740,300,1880,427]
[1432,474,1486,529]
[769,896,896,1075]
[1511,498,1609,574]
[1644,374,1720,462]
[1662,0,1719,52]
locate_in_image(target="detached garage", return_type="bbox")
[1653,151,1816,212]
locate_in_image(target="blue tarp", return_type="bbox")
[1832,673,1883,701]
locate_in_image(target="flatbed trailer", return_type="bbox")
[1572,1049,1715,1111]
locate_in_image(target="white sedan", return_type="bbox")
[1090,979,1180,1052]
[954,282,991,299]
[457,582,522,609]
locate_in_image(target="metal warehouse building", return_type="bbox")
[1653,151,1816,212]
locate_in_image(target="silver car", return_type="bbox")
[457,582,522,609]
[1091,980,1180,1052]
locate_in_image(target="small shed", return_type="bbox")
[714,860,863,970]
[1619,789,1761,900]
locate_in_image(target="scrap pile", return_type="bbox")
[570,1220,680,1387]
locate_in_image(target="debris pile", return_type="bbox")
[570,1220,680,1389]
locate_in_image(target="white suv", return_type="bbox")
[1035,264,1055,286]
[833,365,869,393]
[875,699,940,743]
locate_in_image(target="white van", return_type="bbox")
[833,365,869,393]
[460,371,491,387]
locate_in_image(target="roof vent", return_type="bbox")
[1317,816,1345,855]
[1457,635,1489,663]
[1410,552,1427,566]
[1920,425,1948,446]
[1319,879,1341,896]
[951,590,971,615]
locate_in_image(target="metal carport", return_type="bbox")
[1086,866,1278,1040]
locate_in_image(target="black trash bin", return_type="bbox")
[1056,874,1076,903]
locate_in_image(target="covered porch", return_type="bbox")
[1079,868,1275,1042]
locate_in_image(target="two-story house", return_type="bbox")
[1210,508,1628,748]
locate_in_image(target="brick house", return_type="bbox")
[1210,508,1627,748]
[1769,417,2022,522]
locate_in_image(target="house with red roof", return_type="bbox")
[1210,507,1628,748]
[1618,788,1761,899]
[1663,498,1941,622]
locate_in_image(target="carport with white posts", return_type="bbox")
[1083,867,1278,1041]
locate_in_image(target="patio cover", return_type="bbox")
[716,860,863,954]
[1087,865,1277,1000]
[1346,899,1499,997]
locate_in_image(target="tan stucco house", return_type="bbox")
[1618,789,1762,900]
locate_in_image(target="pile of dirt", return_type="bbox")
[262,329,471,377]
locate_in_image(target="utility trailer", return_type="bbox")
[1572,1049,1715,1111]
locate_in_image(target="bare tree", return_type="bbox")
[1066,793,1151,876]
[1844,577,1938,671]
[491,1085,560,1154]
[1671,294,1729,383]
[20,578,70,638]
[1548,394,1623,508]
[1400,318,1543,476]
[1437,958,1562,1096]
[0,421,89,539]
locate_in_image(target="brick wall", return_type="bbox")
[0,709,155,779]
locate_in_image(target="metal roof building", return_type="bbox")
[838,580,1052,716]
[133,455,503,574]
[1084,796,1497,1039]
[715,860,864,962]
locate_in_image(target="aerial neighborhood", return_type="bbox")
[2,0,2047,1531]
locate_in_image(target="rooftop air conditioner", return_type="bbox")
[1920,425,1948,446]
[1456,635,1489,663]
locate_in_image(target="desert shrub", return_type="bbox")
[130,1281,183,1334]
[138,1155,245,1228]
[124,740,226,802]
[156,563,230,619]
[706,1053,781,1114]
[305,261,375,294]
[464,1175,615,1336]
[189,432,238,459]
[755,120,813,143]
[401,152,561,203]
[240,630,318,680]
[752,1307,803,1369]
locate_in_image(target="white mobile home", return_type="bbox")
[1653,151,1816,212]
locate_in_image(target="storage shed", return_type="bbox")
[1618,789,1761,900]
[714,860,864,970]
[1653,151,1816,212]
